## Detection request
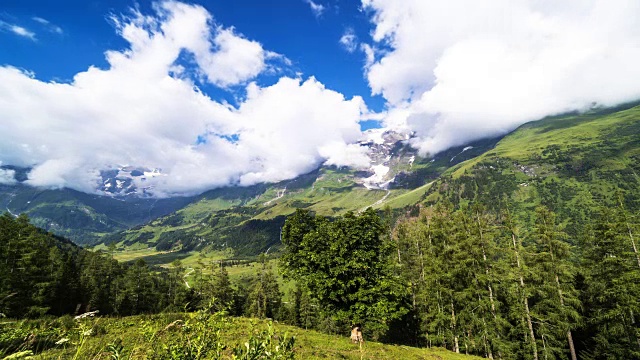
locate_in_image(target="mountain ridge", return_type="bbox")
[4,102,640,253]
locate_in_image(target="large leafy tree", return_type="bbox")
[280,208,407,338]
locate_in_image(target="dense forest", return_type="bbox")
[2,192,640,360]
[0,213,284,322]
[279,199,640,360]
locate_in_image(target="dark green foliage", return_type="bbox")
[280,208,408,339]
[580,207,640,359]
[528,206,581,360]
[388,202,609,359]
[0,213,197,318]
[193,263,237,313]
[247,257,282,320]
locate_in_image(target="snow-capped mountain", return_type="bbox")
[356,129,418,190]
[98,166,163,197]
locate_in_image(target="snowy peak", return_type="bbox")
[356,129,417,190]
[99,166,163,197]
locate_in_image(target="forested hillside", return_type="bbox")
[376,103,640,358]
[0,181,194,244]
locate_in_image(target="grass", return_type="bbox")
[375,181,435,210]
[112,248,162,262]
[1,314,481,359]
[449,105,640,178]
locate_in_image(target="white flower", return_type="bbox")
[55,338,70,345]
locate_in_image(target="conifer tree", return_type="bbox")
[530,206,580,360]
[211,264,234,311]
[247,257,282,319]
[501,208,539,360]
[582,207,640,359]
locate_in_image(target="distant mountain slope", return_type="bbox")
[0,181,194,244]
[9,102,640,253]
[97,137,500,256]
[425,102,640,235]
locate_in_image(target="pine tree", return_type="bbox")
[582,207,640,359]
[211,265,234,311]
[247,258,282,319]
[530,206,580,360]
[501,208,539,360]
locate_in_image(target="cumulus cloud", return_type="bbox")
[319,142,370,169]
[363,0,640,155]
[0,1,368,197]
[0,20,36,40]
[339,28,358,53]
[304,0,325,18]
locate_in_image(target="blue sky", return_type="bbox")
[0,0,385,116]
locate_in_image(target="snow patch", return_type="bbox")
[363,165,391,190]
[143,169,162,178]
[361,128,386,145]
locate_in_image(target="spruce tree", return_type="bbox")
[582,207,640,359]
[530,206,580,360]
[501,208,539,360]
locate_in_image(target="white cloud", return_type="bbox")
[32,16,63,34]
[0,20,36,40]
[107,1,273,88]
[319,142,370,169]
[339,28,358,53]
[304,0,325,18]
[0,168,17,185]
[199,28,269,87]
[363,0,640,155]
[0,1,368,197]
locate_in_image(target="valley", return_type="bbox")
[2,103,640,359]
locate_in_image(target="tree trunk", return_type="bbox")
[512,232,538,360]
[626,222,640,268]
[482,316,494,359]
[567,331,577,360]
[524,292,538,360]
[619,199,640,268]
[476,213,497,316]
[555,273,577,360]
[451,300,459,353]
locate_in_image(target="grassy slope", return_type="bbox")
[0,184,194,245]
[3,315,480,360]
[422,104,640,233]
[449,105,640,176]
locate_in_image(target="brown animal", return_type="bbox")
[350,326,363,344]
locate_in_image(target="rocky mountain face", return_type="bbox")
[356,129,415,190]
[98,166,163,197]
